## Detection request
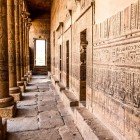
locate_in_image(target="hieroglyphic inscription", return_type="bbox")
[109,12,121,38]
[137,0,140,29]
[93,42,140,108]
[93,1,140,43]
[93,66,140,108]
[80,0,85,9]
[130,3,137,30]
[93,24,100,43]
[93,43,140,66]
[121,6,131,34]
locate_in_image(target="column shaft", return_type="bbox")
[0,0,16,118]
[15,0,25,92]
[7,0,21,101]
[27,19,32,81]
[19,0,24,80]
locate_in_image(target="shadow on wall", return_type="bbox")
[32,66,48,75]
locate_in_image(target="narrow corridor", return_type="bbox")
[7,76,83,140]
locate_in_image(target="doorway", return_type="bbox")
[66,41,70,88]
[80,30,87,104]
[35,39,46,66]
[60,45,62,81]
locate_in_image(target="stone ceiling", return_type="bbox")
[26,0,52,19]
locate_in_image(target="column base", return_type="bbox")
[28,71,32,81]
[0,104,16,118]
[0,118,7,140]
[27,74,31,82]
[25,74,30,83]
[17,81,25,92]
[10,87,21,101]
[21,77,27,87]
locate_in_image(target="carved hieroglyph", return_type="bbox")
[92,1,140,139]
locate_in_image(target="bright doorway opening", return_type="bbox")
[35,40,46,66]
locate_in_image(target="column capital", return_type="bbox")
[22,11,30,18]
[27,18,32,30]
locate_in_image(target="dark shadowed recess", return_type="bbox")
[26,0,51,19]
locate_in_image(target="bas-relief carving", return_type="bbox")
[121,6,131,34]
[93,1,140,43]
[130,3,137,30]
[80,0,85,9]
[137,1,140,29]
[108,12,121,38]
[93,66,140,108]
[93,43,140,66]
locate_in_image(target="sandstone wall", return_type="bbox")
[95,0,138,23]
[29,13,50,73]
[51,0,140,139]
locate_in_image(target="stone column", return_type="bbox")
[19,0,24,84]
[27,19,32,81]
[24,17,28,83]
[0,117,7,140]
[0,0,16,118]
[7,0,21,101]
[22,12,28,86]
[15,0,25,92]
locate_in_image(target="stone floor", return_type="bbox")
[7,75,83,140]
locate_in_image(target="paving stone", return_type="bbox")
[39,116,64,129]
[17,99,37,107]
[17,105,38,117]
[26,85,38,90]
[7,117,39,132]
[22,92,39,96]
[38,100,57,112]
[57,102,70,117]
[7,76,82,140]
[7,129,62,140]
[38,110,64,129]
[38,95,55,102]
[63,115,74,126]
[59,125,83,140]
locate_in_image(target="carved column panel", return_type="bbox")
[15,0,25,92]
[7,0,21,101]
[0,0,16,118]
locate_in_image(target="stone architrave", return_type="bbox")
[7,0,21,101]
[15,0,25,92]
[0,0,16,118]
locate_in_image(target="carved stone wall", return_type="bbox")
[92,1,140,139]
[51,0,140,139]
[95,0,138,23]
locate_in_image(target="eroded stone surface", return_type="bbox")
[7,76,83,140]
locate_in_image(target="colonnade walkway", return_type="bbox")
[7,75,83,140]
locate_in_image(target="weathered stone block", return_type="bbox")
[0,104,16,118]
